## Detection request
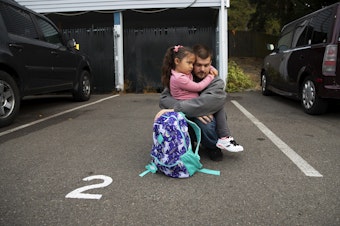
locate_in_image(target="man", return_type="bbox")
[159,44,243,161]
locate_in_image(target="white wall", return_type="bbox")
[16,0,221,13]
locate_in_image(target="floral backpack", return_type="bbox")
[139,111,220,178]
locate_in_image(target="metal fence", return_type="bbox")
[124,27,215,93]
[63,27,115,93]
[228,30,277,57]
[63,27,277,93]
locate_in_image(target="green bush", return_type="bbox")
[226,60,255,92]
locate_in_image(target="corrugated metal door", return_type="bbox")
[63,27,115,93]
[124,27,215,93]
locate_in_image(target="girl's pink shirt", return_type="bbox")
[170,69,214,100]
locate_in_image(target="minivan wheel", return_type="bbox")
[261,72,272,96]
[73,70,91,101]
[0,71,20,127]
[301,77,328,115]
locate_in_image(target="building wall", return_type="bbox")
[14,0,228,93]
[16,0,221,13]
[49,8,218,93]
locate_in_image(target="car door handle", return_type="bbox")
[9,43,23,50]
[51,50,58,55]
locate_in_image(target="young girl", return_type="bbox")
[161,45,215,100]
[161,45,243,152]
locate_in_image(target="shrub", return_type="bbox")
[226,60,255,92]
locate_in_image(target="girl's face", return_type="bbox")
[174,53,195,75]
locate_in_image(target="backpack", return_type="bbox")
[139,111,220,178]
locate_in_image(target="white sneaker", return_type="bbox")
[216,137,244,152]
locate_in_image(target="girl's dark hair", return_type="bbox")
[161,45,194,88]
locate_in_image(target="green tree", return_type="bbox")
[228,0,256,31]
[248,0,339,35]
[248,0,295,35]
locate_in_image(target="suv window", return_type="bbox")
[296,25,312,46]
[0,3,38,39]
[35,16,63,46]
[309,7,333,44]
[277,27,294,52]
[294,20,310,47]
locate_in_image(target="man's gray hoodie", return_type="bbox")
[159,77,227,118]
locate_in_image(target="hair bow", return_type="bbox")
[173,45,183,52]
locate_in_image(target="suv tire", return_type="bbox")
[261,71,272,96]
[73,70,91,101]
[0,71,20,127]
[301,77,328,115]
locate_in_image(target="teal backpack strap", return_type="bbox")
[179,112,201,156]
[139,162,157,177]
[198,168,221,176]
[179,112,220,177]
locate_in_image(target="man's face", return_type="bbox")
[193,56,212,79]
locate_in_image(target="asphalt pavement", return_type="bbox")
[0,91,339,225]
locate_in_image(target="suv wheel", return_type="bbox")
[301,77,328,115]
[73,70,91,101]
[261,72,272,96]
[0,71,20,127]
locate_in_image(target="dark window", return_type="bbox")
[295,20,310,47]
[277,28,293,52]
[309,8,333,44]
[296,27,308,46]
[36,16,62,45]
[0,3,38,39]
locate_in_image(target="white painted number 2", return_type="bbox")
[65,175,113,200]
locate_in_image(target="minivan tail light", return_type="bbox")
[322,44,337,74]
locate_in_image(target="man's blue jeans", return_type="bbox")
[189,118,219,151]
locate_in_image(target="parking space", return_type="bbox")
[0,92,339,225]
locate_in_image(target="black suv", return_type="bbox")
[261,3,340,114]
[0,0,92,127]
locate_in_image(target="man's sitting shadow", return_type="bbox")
[192,142,240,162]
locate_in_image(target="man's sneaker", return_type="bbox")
[216,137,244,152]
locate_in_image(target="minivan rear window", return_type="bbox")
[309,7,333,44]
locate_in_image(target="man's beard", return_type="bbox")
[197,72,206,78]
[193,72,206,82]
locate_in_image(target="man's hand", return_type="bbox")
[210,67,218,77]
[197,115,214,124]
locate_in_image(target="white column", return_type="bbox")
[114,12,124,91]
[218,0,229,83]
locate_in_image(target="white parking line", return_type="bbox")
[0,94,120,137]
[231,100,323,177]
